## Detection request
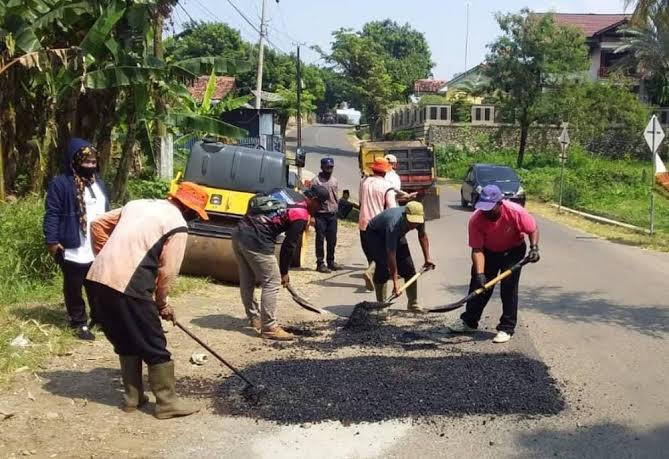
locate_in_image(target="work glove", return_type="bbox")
[475,273,487,289]
[528,245,541,263]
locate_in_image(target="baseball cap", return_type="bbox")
[321,157,334,167]
[475,184,503,211]
[405,201,424,224]
[304,184,329,203]
[371,158,391,174]
[384,154,397,164]
[168,182,210,220]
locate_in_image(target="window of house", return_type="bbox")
[484,108,491,121]
[474,108,482,121]
[430,107,438,120]
[440,107,449,120]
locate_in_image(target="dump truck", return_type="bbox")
[359,140,440,220]
[170,140,306,283]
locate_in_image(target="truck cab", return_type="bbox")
[359,140,441,220]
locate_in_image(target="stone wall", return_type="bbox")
[425,124,562,153]
[424,124,664,159]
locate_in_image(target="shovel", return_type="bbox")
[357,265,433,311]
[426,257,530,313]
[284,284,330,315]
[174,321,267,404]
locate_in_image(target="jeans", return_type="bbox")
[232,235,281,330]
[461,244,526,334]
[315,213,337,266]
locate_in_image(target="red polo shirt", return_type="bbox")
[468,200,537,252]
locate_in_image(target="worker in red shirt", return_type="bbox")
[448,185,540,343]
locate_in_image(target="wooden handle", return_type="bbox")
[384,266,431,303]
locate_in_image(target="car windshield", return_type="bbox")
[477,166,518,183]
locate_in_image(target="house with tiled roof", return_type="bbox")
[412,79,447,97]
[187,76,236,103]
[536,13,632,81]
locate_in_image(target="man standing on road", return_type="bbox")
[86,182,209,419]
[232,185,329,341]
[448,185,540,343]
[314,157,341,273]
[366,201,435,312]
[43,138,111,341]
[358,158,397,290]
[384,154,417,201]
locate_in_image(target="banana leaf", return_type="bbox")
[82,66,159,89]
[79,0,125,61]
[163,112,247,139]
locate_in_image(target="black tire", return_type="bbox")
[460,189,468,208]
[471,193,479,209]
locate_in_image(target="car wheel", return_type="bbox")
[460,189,468,208]
[471,193,479,209]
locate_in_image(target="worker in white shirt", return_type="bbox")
[384,154,417,201]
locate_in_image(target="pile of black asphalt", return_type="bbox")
[208,312,565,425]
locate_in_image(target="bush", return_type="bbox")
[0,197,61,305]
[127,178,171,200]
[435,143,669,231]
[384,130,415,141]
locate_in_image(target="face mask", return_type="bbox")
[321,171,332,179]
[77,166,96,178]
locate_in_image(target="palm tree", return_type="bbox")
[624,1,668,20]
[617,4,669,105]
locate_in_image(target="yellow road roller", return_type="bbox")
[170,140,306,283]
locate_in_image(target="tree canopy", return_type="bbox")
[484,10,590,167]
[324,20,433,138]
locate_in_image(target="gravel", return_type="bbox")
[214,353,565,425]
[181,311,566,426]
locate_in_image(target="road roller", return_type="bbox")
[170,140,306,283]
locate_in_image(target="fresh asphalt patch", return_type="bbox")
[215,354,565,424]
[179,311,565,426]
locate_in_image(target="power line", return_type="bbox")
[178,1,197,25]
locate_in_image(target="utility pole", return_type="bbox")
[255,0,268,110]
[464,1,471,72]
[296,44,302,149]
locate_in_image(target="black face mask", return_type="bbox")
[321,171,332,179]
[77,166,96,179]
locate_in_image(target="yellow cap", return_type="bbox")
[405,201,424,224]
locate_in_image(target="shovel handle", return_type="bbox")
[175,321,255,387]
[384,265,432,303]
[427,257,530,313]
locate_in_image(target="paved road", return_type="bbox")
[283,123,669,458]
[299,124,362,199]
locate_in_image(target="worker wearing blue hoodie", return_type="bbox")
[43,138,111,340]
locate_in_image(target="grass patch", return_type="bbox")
[0,196,219,385]
[437,145,669,235]
[0,301,77,386]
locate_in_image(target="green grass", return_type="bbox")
[436,145,669,234]
[0,197,215,385]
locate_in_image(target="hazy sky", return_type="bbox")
[174,0,630,81]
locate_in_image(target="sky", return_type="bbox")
[174,0,631,81]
